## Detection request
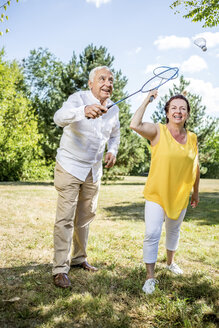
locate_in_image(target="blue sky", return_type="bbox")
[1,0,219,120]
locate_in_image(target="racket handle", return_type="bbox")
[87,109,105,120]
[149,95,154,102]
[87,102,114,119]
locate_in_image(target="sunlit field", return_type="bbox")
[0,177,218,328]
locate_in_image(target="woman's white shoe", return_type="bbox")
[142,278,158,295]
[166,262,183,275]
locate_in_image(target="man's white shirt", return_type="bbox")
[54,90,120,182]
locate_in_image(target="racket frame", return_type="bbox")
[108,66,179,108]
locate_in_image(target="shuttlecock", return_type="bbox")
[194,37,207,52]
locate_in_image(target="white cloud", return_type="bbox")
[186,78,219,117]
[154,35,191,50]
[193,32,219,48]
[86,0,111,8]
[129,76,219,119]
[130,78,219,119]
[145,64,158,74]
[135,47,142,54]
[180,55,208,73]
[144,63,179,75]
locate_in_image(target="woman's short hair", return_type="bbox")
[89,66,113,82]
[164,94,190,125]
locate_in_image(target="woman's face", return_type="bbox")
[166,98,189,125]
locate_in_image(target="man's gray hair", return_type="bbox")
[89,66,113,82]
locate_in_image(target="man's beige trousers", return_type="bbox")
[52,162,100,275]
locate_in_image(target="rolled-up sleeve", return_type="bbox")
[53,93,86,127]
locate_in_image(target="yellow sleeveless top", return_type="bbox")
[143,123,198,220]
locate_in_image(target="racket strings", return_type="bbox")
[141,67,178,93]
[155,71,177,79]
[153,67,178,79]
[141,75,164,92]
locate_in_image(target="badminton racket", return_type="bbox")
[107,66,179,109]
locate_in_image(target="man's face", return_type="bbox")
[88,68,114,104]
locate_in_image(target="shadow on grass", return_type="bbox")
[154,270,219,327]
[103,202,145,221]
[0,262,218,328]
[103,192,219,225]
[185,192,219,225]
[0,181,54,186]
[107,182,146,186]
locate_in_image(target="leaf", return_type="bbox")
[6,28,10,33]
[2,297,21,302]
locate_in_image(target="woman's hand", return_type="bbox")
[191,191,199,208]
[146,89,158,103]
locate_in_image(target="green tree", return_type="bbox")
[22,48,65,164]
[170,0,219,27]
[203,133,219,178]
[151,75,219,177]
[0,0,19,36]
[0,49,49,181]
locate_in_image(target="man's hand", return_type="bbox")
[84,104,108,119]
[104,152,116,168]
[191,191,199,208]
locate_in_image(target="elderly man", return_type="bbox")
[53,66,120,288]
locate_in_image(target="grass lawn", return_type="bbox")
[0,177,218,328]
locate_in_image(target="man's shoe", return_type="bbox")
[166,262,183,275]
[142,278,158,295]
[53,273,71,288]
[71,260,98,272]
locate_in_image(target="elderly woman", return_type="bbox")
[130,90,200,295]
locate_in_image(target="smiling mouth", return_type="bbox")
[101,88,111,93]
